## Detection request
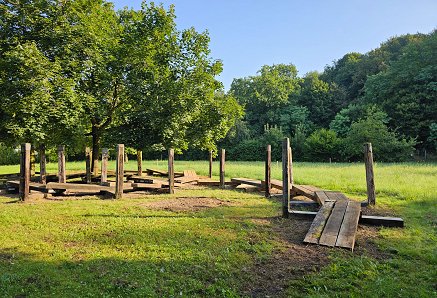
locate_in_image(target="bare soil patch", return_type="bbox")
[141,197,234,212]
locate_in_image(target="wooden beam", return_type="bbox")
[19,143,31,201]
[85,147,92,184]
[137,150,142,176]
[39,144,46,185]
[282,138,290,218]
[359,215,404,227]
[57,145,66,183]
[364,143,376,205]
[30,148,36,177]
[288,144,294,185]
[101,148,108,185]
[209,149,213,178]
[304,201,335,244]
[115,144,124,199]
[265,144,271,198]
[219,148,225,189]
[46,182,112,192]
[231,178,263,188]
[335,201,361,250]
[319,200,348,247]
[168,148,174,194]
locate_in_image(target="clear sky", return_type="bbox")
[111,0,437,90]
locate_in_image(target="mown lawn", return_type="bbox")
[0,162,436,297]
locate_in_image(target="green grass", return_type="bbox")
[1,161,436,297]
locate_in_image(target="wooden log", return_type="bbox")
[137,150,142,176]
[364,143,376,205]
[288,144,294,185]
[46,182,112,192]
[231,178,263,188]
[209,149,213,178]
[219,149,225,188]
[168,148,174,194]
[282,138,290,218]
[265,144,271,198]
[39,144,46,185]
[19,143,31,201]
[115,144,124,199]
[30,148,36,177]
[57,145,66,183]
[85,147,92,184]
[101,148,108,185]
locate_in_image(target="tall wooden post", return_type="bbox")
[85,147,92,184]
[219,149,225,188]
[92,150,99,176]
[288,145,294,185]
[39,144,46,184]
[209,149,213,178]
[57,145,66,183]
[19,143,31,201]
[265,145,271,198]
[168,149,174,194]
[115,144,124,199]
[30,149,36,177]
[282,138,290,218]
[137,150,143,176]
[101,148,108,185]
[364,143,376,205]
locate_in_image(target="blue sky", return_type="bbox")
[112,0,437,90]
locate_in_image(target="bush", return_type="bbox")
[0,143,20,165]
[304,129,341,161]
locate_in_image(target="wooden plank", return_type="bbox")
[39,144,47,185]
[209,150,213,178]
[336,201,361,250]
[288,210,317,219]
[292,185,319,200]
[19,143,31,201]
[58,145,66,183]
[236,184,259,192]
[360,215,404,227]
[364,143,376,205]
[175,177,198,184]
[115,144,124,199]
[231,178,263,188]
[282,138,290,218]
[219,149,225,188]
[270,179,283,190]
[46,182,112,192]
[289,201,320,207]
[8,180,47,192]
[183,170,197,178]
[131,183,163,190]
[304,201,335,244]
[319,200,348,247]
[168,149,174,194]
[265,144,271,198]
[314,191,329,205]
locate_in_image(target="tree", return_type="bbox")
[304,129,341,162]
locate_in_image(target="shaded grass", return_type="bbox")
[1,162,436,297]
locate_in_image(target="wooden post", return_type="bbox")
[168,148,174,194]
[19,143,31,201]
[137,150,143,176]
[265,145,271,198]
[288,144,294,185]
[209,149,213,178]
[101,148,108,185]
[364,143,376,205]
[39,144,46,184]
[115,144,124,199]
[219,149,225,188]
[282,138,290,218]
[85,147,92,184]
[30,149,36,177]
[57,145,66,183]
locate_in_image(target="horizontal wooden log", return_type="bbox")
[46,182,113,192]
[231,178,263,188]
[289,201,320,207]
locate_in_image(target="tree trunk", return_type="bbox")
[91,126,101,176]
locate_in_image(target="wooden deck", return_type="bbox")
[303,191,361,251]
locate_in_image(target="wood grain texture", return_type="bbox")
[115,144,124,199]
[39,144,46,185]
[168,149,174,194]
[319,200,348,247]
[57,145,66,183]
[336,201,361,250]
[219,149,225,188]
[101,148,108,185]
[265,145,271,198]
[364,143,376,205]
[304,201,335,244]
[282,138,290,217]
[19,143,31,201]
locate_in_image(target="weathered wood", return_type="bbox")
[314,191,329,205]
[39,144,46,185]
[137,150,143,176]
[236,184,259,192]
[30,148,36,177]
[304,201,335,244]
[291,185,321,201]
[360,215,404,227]
[46,182,112,192]
[265,144,271,198]
[9,180,47,192]
[282,138,290,217]
[57,145,66,183]
[85,147,92,184]
[319,200,348,247]
[231,178,263,188]
[364,143,376,205]
[219,148,225,188]
[288,144,294,185]
[19,143,31,201]
[209,149,213,178]
[289,201,320,207]
[115,144,124,199]
[131,182,163,190]
[101,148,108,185]
[270,179,283,190]
[288,210,317,219]
[168,148,174,194]
[336,201,361,250]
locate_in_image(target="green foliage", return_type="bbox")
[0,144,20,165]
[304,129,340,161]
[428,123,437,151]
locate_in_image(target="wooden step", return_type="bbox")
[303,201,335,244]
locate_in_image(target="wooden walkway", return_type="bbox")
[303,191,361,251]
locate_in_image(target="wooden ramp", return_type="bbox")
[303,191,361,251]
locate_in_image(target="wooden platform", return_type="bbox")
[303,191,361,251]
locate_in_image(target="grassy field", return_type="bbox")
[0,161,436,297]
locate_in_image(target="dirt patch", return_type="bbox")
[141,197,234,212]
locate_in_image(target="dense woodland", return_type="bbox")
[0,0,436,164]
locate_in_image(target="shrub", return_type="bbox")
[304,129,341,161]
[0,143,20,165]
